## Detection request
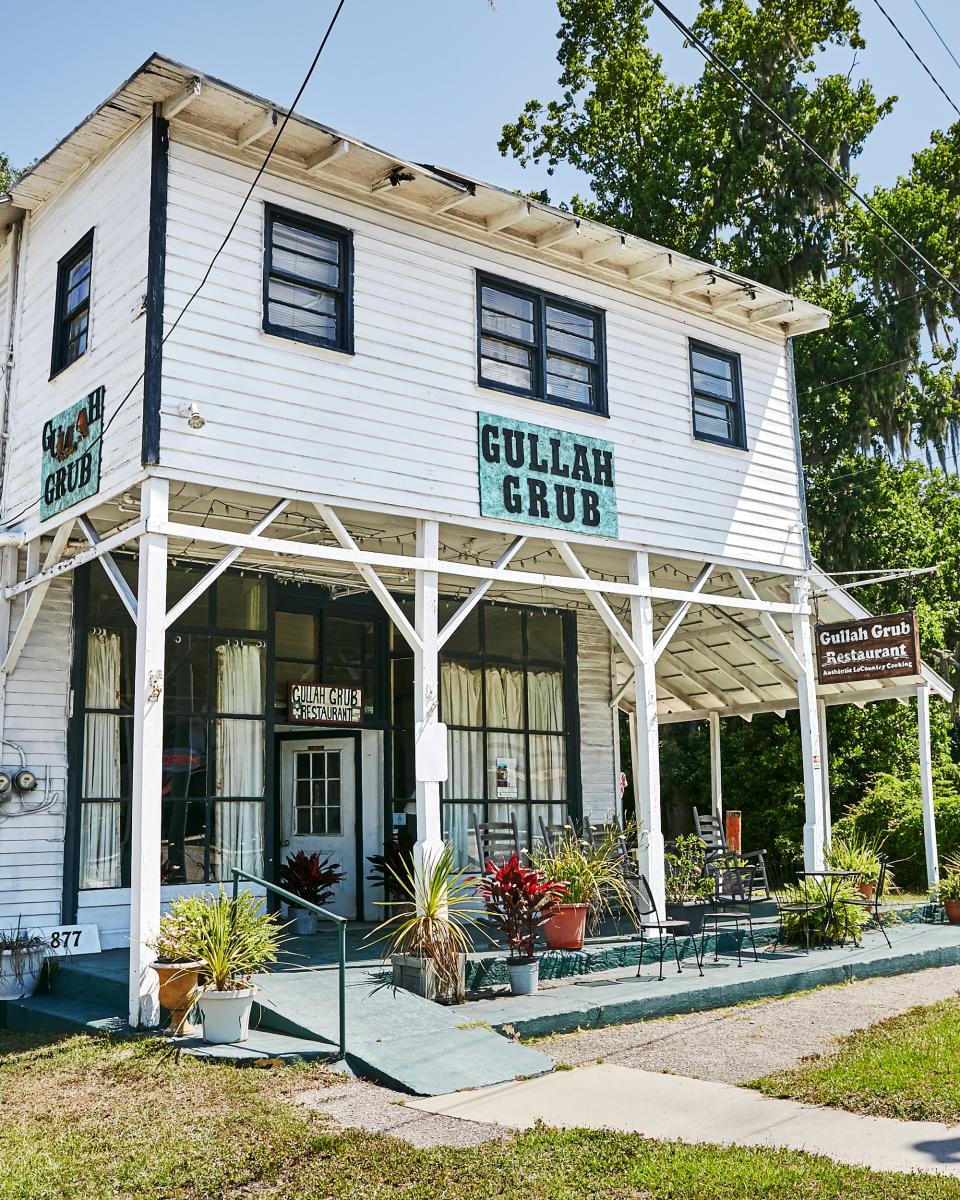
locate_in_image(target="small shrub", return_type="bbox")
[778,875,870,946]
[277,850,345,909]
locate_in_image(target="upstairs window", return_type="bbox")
[263,205,353,352]
[51,231,94,378]
[689,341,746,449]
[477,274,607,415]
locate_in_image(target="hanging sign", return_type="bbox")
[40,386,104,521]
[478,412,618,537]
[815,610,921,685]
[288,683,363,725]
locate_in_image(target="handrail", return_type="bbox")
[232,868,346,1062]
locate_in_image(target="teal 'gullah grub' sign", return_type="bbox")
[40,387,104,521]
[478,412,618,537]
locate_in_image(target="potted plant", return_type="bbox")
[0,922,47,1001]
[778,874,871,946]
[176,889,285,1044]
[664,835,715,935]
[368,843,486,1004]
[277,850,346,935]
[148,897,206,1035]
[827,833,885,899]
[529,829,637,950]
[939,854,960,924]
[478,854,566,995]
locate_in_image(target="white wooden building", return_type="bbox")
[0,55,951,1026]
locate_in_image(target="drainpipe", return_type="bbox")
[0,215,24,518]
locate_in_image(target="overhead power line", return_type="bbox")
[1,0,350,530]
[871,0,960,120]
[649,0,960,304]
[911,0,960,82]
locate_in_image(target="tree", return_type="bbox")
[0,153,15,195]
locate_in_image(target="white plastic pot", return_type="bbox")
[507,957,539,996]
[0,946,46,1000]
[197,987,254,1044]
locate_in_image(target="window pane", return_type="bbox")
[443,802,485,871]
[163,715,208,799]
[445,730,484,800]
[272,221,340,287]
[530,735,566,802]
[481,286,534,333]
[166,567,209,627]
[484,606,523,657]
[66,275,90,315]
[276,611,319,660]
[693,369,734,400]
[546,306,596,359]
[67,255,92,290]
[694,397,734,441]
[84,630,122,711]
[691,349,733,378]
[162,799,207,884]
[211,801,264,881]
[83,713,124,798]
[79,801,125,889]
[526,611,564,661]
[217,576,266,630]
[268,299,336,341]
[392,727,415,801]
[214,719,264,797]
[276,661,321,707]
[438,600,480,654]
[65,312,88,362]
[485,666,525,729]
[166,634,210,712]
[88,559,138,627]
[392,657,415,727]
[441,661,483,727]
[547,354,593,407]
[487,732,526,800]
[527,670,564,731]
[325,616,375,705]
[480,336,533,391]
[214,639,265,715]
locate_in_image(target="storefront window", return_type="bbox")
[274,609,376,716]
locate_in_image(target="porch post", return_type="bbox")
[128,477,168,1028]
[413,519,444,879]
[708,711,722,824]
[917,684,939,892]
[817,698,832,853]
[629,551,665,912]
[790,577,825,871]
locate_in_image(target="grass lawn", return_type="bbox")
[753,996,960,1122]
[2,1032,960,1199]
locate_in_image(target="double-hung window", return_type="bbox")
[263,205,353,352]
[689,341,746,449]
[51,231,94,378]
[478,273,607,415]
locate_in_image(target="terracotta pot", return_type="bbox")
[944,899,960,925]
[543,903,589,951]
[858,881,876,901]
[154,961,202,1036]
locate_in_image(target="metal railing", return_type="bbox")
[231,867,347,1062]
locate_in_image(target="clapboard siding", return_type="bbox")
[0,571,72,925]
[577,611,617,820]
[1,121,151,524]
[158,138,805,571]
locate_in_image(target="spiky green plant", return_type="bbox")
[366,843,488,999]
[175,890,284,992]
[528,828,637,930]
[938,853,960,902]
[827,833,887,889]
[778,875,870,946]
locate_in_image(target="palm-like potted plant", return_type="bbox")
[149,898,207,1035]
[176,889,285,1044]
[0,922,47,1001]
[664,835,715,934]
[827,833,886,899]
[478,854,566,995]
[277,851,346,935]
[529,829,637,950]
[368,843,486,1004]
[939,853,960,924]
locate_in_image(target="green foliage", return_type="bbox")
[664,834,714,904]
[777,875,869,945]
[0,153,15,196]
[171,889,284,992]
[834,767,960,891]
[754,997,960,1122]
[825,832,883,887]
[529,828,638,927]
[938,853,960,902]
[367,843,487,995]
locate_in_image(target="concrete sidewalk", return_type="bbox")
[408,1063,960,1177]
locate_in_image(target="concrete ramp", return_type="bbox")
[252,966,552,1095]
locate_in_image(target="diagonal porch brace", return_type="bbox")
[438,536,526,649]
[2,521,75,675]
[729,567,804,678]
[164,499,289,628]
[79,516,138,622]
[315,504,422,654]
[652,563,713,662]
[552,540,645,670]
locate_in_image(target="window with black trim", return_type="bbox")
[51,231,94,377]
[689,341,746,448]
[263,205,353,352]
[477,273,607,414]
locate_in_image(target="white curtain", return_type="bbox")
[79,632,121,888]
[441,662,483,868]
[528,669,566,834]
[214,641,264,877]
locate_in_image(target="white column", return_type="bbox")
[918,684,939,892]
[790,577,825,871]
[413,519,444,877]
[817,698,832,853]
[128,477,168,1028]
[708,711,722,824]
[629,551,665,912]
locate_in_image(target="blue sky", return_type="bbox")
[4,1,960,206]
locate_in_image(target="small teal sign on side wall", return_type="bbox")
[40,387,104,521]
[478,412,618,537]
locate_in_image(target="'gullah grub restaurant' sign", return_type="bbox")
[815,611,921,686]
[288,684,363,725]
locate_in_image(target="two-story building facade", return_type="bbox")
[1,55,949,1026]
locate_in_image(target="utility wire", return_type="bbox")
[871,0,960,120]
[649,0,960,303]
[910,0,960,84]
[2,0,349,531]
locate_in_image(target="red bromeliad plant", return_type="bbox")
[278,851,346,909]
[478,855,568,961]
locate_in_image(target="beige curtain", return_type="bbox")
[214,641,265,878]
[79,631,121,888]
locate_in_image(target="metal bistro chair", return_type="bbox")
[775,871,828,955]
[693,807,772,900]
[843,858,894,949]
[700,858,761,968]
[633,874,704,981]
[474,814,521,869]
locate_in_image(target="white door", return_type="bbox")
[280,737,356,918]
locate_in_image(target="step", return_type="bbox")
[47,950,128,1009]
[171,1028,344,1065]
[2,993,128,1036]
